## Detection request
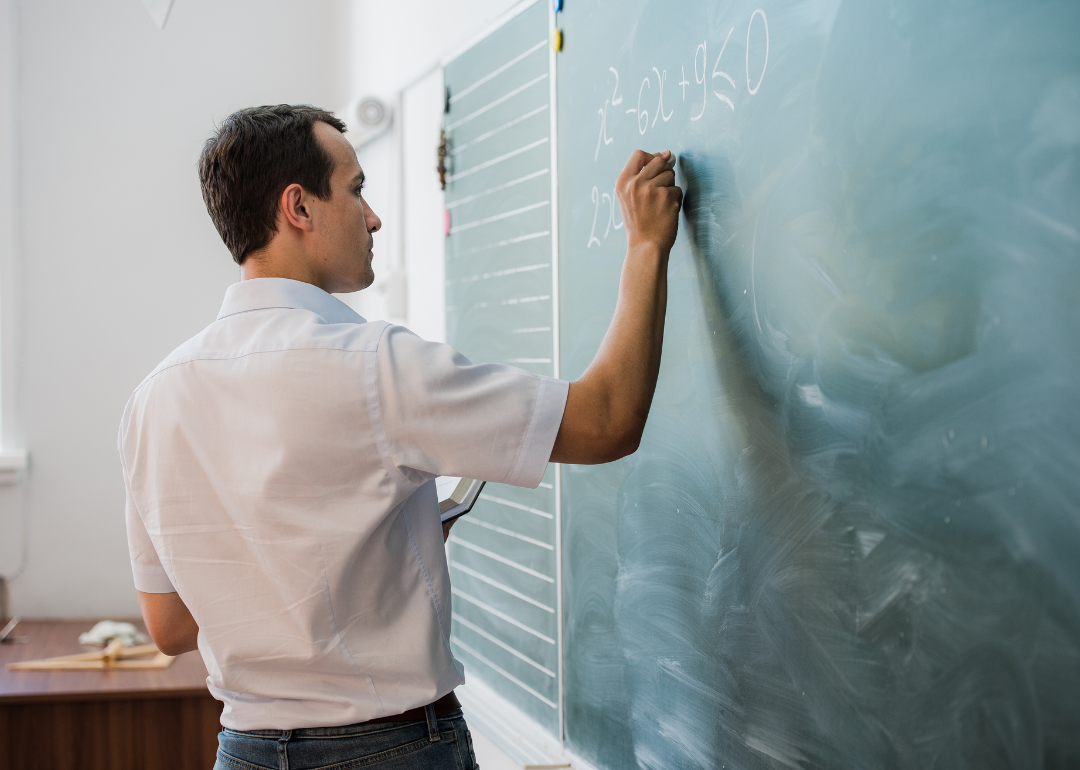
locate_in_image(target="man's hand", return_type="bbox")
[617,150,682,252]
[550,150,682,465]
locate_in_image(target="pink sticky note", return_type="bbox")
[444,209,451,237]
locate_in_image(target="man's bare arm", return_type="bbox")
[137,590,199,656]
[550,149,682,465]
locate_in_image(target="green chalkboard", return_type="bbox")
[556,0,1080,769]
[443,0,559,735]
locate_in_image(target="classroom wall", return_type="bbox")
[343,0,523,338]
[0,0,20,457]
[0,0,351,617]
[0,0,21,614]
[0,0,542,619]
[348,0,524,103]
[400,68,449,344]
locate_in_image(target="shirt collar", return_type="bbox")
[217,278,367,325]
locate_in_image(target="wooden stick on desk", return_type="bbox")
[7,638,174,671]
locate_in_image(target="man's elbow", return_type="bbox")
[551,389,648,464]
[154,639,186,657]
[152,633,196,657]
[143,621,194,656]
[586,417,644,464]
[608,421,643,461]
[138,591,199,656]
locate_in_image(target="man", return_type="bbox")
[120,104,680,769]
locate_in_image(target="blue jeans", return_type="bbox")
[214,707,479,770]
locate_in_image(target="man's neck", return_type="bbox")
[241,244,324,291]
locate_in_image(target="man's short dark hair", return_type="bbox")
[198,105,348,265]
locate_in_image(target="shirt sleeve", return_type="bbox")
[124,478,175,593]
[372,325,569,488]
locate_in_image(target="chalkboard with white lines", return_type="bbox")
[443,0,560,735]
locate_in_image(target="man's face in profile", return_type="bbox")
[310,121,381,294]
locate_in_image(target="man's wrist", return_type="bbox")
[625,240,668,263]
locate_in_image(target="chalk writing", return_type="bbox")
[586,10,769,246]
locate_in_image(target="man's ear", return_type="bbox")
[280,183,315,232]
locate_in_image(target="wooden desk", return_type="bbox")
[0,619,221,770]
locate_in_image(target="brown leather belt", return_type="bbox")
[367,690,461,723]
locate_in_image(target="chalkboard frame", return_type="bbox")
[441,2,581,765]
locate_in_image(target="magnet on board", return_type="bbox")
[551,27,562,52]
[552,0,563,12]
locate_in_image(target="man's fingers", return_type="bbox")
[637,151,675,181]
[650,168,676,187]
[620,149,675,183]
[621,149,653,179]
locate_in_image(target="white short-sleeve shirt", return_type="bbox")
[118,277,568,731]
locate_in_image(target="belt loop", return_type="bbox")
[278,730,292,770]
[424,703,439,742]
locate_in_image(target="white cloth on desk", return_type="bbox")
[78,620,148,647]
[118,277,568,731]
